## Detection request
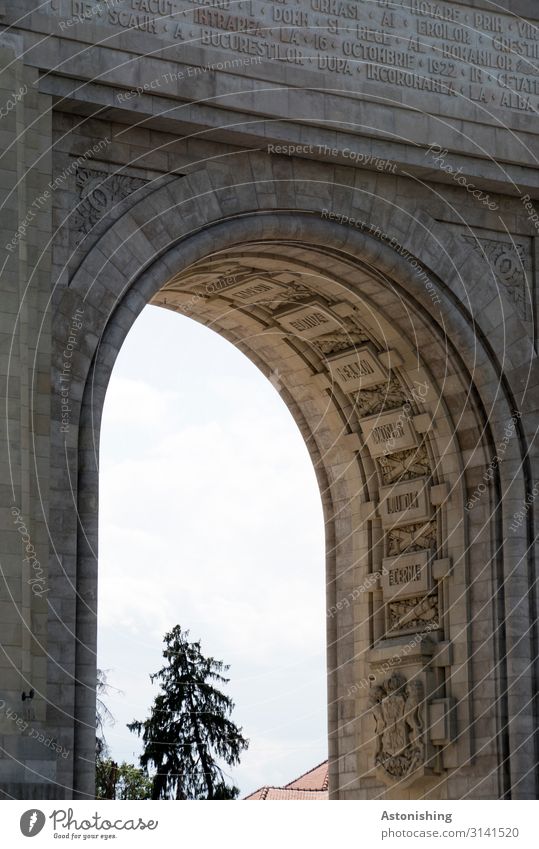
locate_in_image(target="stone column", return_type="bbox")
[0,40,57,798]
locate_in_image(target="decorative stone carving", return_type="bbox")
[225,276,314,307]
[312,328,369,356]
[273,282,313,305]
[360,408,417,458]
[462,235,532,322]
[276,302,342,339]
[310,314,369,356]
[371,673,425,783]
[352,377,409,417]
[326,346,387,392]
[387,593,440,633]
[223,277,289,304]
[204,277,313,311]
[386,520,438,556]
[382,550,432,601]
[377,444,431,485]
[72,167,147,240]
[378,477,431,528]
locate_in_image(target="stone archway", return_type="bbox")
[1,0,538,806]
[37,161,534,801]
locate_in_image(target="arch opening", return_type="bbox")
[97,303,328,796]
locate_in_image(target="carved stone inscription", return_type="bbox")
[327,347,387,392]
[360,408,417,458]
[224,277,288,304]
[379,477,431,527]
[47,1,539,121]
[382,550,431,601]
[276,303,341,339]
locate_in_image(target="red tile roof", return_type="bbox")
[244,760,328,800]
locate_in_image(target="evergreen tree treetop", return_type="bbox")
[128,625,249,799]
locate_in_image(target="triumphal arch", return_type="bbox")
[1,0,538,799]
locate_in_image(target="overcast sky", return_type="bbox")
[97,304,327,796]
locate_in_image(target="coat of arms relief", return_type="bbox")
[371,672,425,784]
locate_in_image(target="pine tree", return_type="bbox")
[128,625,248,799]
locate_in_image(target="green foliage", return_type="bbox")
[115,761,153,800]
[128,625,249,799]
[96,758,152,800]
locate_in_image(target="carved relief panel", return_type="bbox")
[370,672,426,785]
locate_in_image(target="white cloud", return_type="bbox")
[102,377,179,428]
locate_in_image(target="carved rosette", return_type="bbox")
[371,673,425,784]
[72,167,147,242]
[462,234,532,322]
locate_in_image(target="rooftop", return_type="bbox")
[244,760,329,800]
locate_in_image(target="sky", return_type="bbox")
[97,304,327,796]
